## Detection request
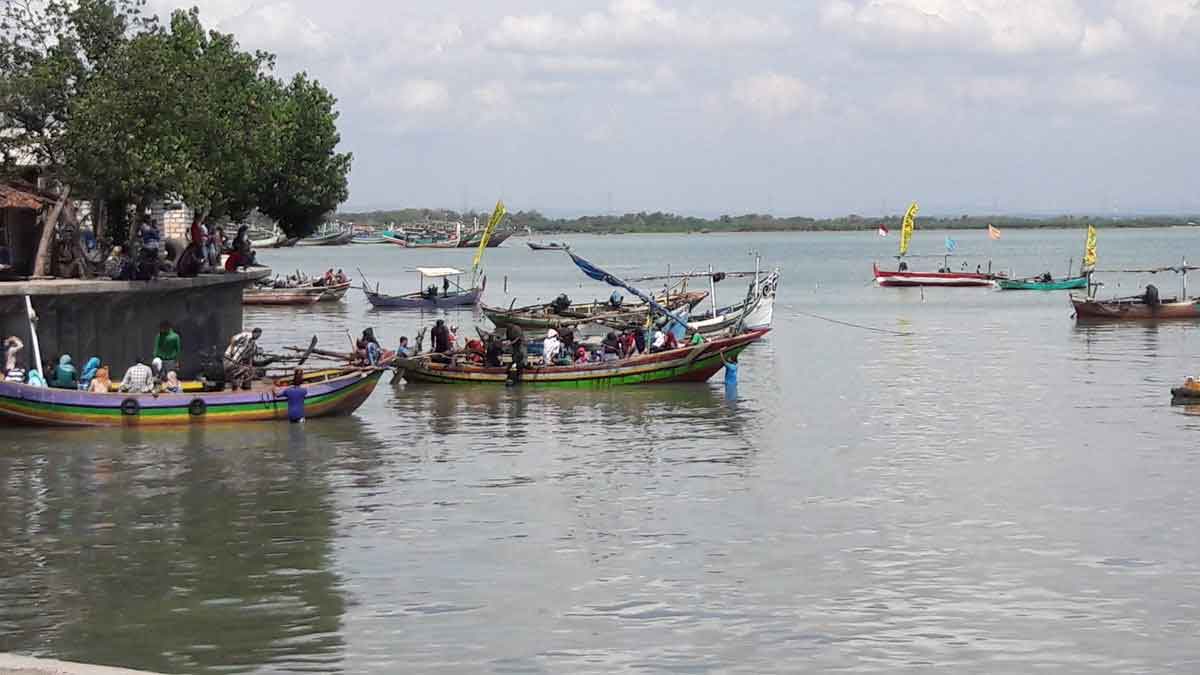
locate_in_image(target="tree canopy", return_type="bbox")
[0,0,351,239]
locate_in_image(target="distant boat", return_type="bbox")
[874,201,1003,287]
[1073,294,1200,320]
[298,229,354,246]
[351,233,388,244]
[998,276,1087,291]
[528,241,570,251]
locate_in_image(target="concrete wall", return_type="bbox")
[0,272,265,380]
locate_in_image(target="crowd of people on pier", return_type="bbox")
[0,320,272,395]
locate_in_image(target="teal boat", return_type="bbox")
[998,275,1088,291]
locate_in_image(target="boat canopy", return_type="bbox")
[414,267,464,277]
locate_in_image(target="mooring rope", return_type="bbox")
[794,310,915,336]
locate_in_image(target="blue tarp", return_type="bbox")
[567,252,691,327]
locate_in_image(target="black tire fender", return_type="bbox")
[120,398,140,416]
[188,398,207,416]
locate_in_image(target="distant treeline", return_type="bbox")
[336,208,1200,234]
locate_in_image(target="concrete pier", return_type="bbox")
[0,655,162,675]
[0,269,269,379]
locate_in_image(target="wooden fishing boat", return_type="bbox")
[249,231,289,248]
[528,241,570,251]
[352,234,388,244]
[1171,377,1200,403]
[873,264,999,287]
[243,288,323,306]
[0,368,383,426]
[483,290,708,332]
[685,270,779,334]
[314,281,351,301]
[297,230,354,246]
[396,329,766,386]
[998,275,1088,291]
[362,266,484,309]
[1071,295,1200,320]
[404,237,460,248]
[486,230,513,247]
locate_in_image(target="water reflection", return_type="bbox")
[0,428,350,674]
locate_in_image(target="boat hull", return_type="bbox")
[364,286,482,309]
[0,369,383,427]
[297,231,354,246]
[999,276,1088,291]
[873,263,997,287]
[397,330,766,386]
[243,289,323,305]
[486,231,514,248]
[528,242,569,251]
[1072,297,1200,320]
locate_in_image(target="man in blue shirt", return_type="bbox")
[275,369,308,423]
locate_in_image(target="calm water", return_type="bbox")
[5,228,1200,673]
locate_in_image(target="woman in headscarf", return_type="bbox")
[357,328,381,365]
[78,357,101,390]
[89,366,112,393]
[224,225,253,272]
[50,354,78,389]
[164,371,181,393]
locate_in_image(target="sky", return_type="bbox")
[148,0,1200,217]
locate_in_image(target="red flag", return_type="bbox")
[878,223,889,237]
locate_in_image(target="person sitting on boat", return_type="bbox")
[119,359,155,394]
[651,327,667,352]
[689,331,705,345]
[601,331,622,361]
[543,329,562,365]
[664,331,680,350]
[336,269,348,284]
[78,357,101,391]
[1040,271,1052,282]
[574,344,589,363]
[558,326,576,353]
[609,291,623,309]
[898,261,908,271]
[163,371,181,394]
[49,354,78,389]
[977,265,982,274]
[442,277,451,297]
[620,329,638,357]
[465,338,486,364]
[357,328,382,365]
[396,336,411,358]
[89,366,112,393]
[322,268,335,286]
[431,320,452,354]
[485,335,504,367]
[4,336,24,378]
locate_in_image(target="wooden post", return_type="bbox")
[32,185,70,278]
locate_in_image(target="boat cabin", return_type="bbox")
[414,266,471,298]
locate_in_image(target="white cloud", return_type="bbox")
[621,64,681,94]
[731,74,826,119]
[822,0,1089,56]
[369,79,451,114]
[1080,17,1129,56]
[1112,0,1200,55]
[240,2,330,53]
[489,0,788,53]
[954,75,1031,102]
[1063,73,1148,111]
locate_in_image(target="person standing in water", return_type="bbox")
[274,369,308,423]
[720,349,738,400]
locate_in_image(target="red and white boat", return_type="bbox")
[873,263,999,287]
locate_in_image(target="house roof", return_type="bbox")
[0,184,47,210]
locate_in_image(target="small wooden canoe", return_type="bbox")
[396,329,766,387]
[363,285,482,309]
[483,290,708,332]
[0,368,383,426]
[999,276,1087,291]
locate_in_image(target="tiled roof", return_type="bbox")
[0,184,47,209]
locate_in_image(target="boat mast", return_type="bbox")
[708,264,718,320]
[1184,257,1188,299]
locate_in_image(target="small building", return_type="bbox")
[0,183,49,277]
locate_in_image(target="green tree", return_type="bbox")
[256,73,351,239]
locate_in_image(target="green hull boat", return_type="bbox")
[998,276,1088,291]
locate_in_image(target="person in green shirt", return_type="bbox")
[154,320,181,374]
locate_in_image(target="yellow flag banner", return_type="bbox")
[473,200,506,272]
[899,202,919,257]
[1082,224,1097,269]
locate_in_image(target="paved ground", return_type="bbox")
[0,655,161,675]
